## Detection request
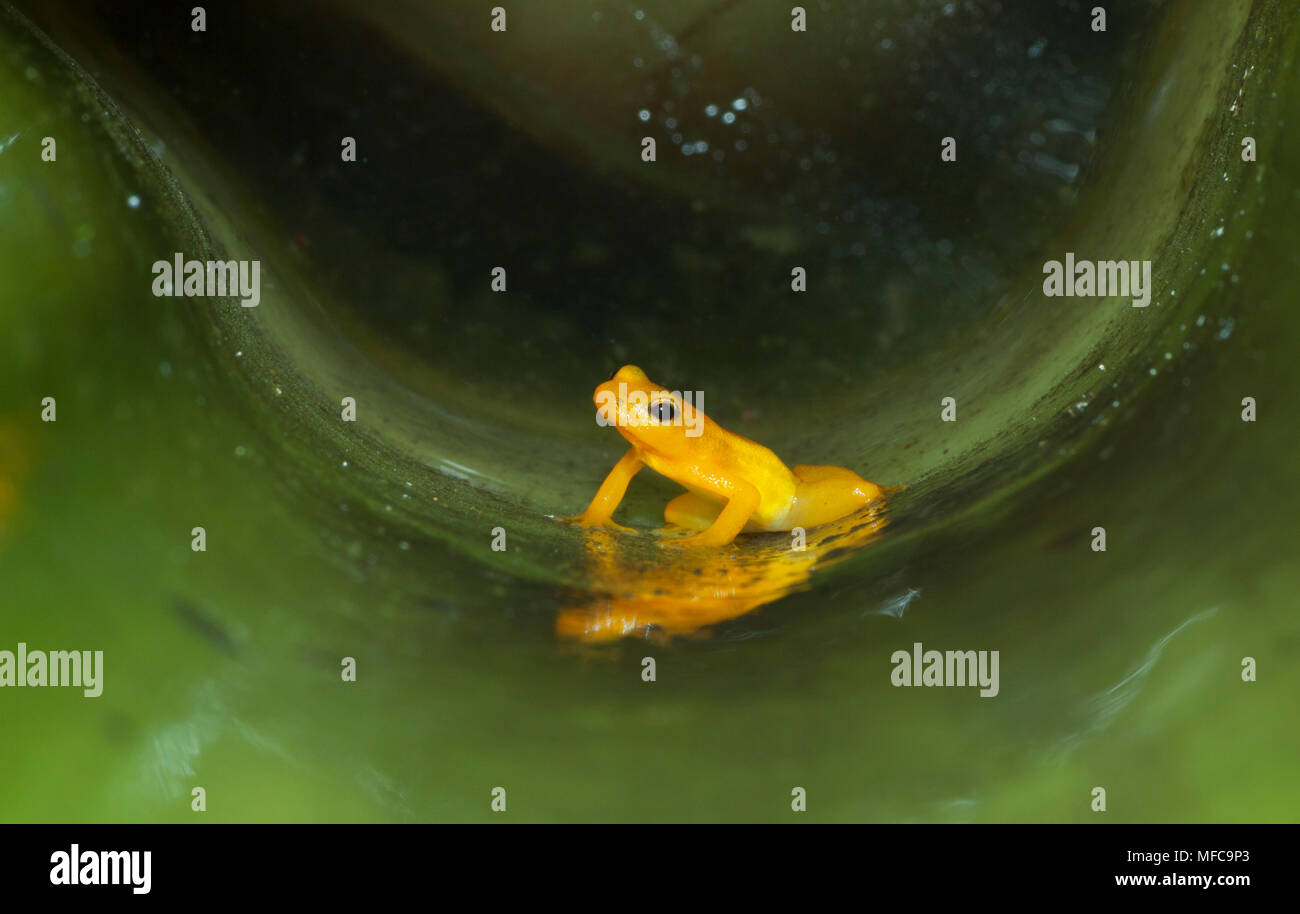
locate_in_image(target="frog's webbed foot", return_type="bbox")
[560,512,639,534]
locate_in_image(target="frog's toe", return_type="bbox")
[561,512,638,534]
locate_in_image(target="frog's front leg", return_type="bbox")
[564,447,643,530]
[666,479,760,547]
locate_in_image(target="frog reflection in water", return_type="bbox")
[567,365,895,547]
[557,507,891,641]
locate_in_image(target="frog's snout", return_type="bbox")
[595,392,619,425]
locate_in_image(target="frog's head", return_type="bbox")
[593,365,705,456]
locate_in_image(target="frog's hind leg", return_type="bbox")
[794,465,902,498]
[663,492,723,531]
[791,464,867,484]
[789,464,884,528]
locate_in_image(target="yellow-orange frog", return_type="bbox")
[567,365,893,546]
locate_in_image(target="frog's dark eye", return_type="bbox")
[651,400,677,424]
